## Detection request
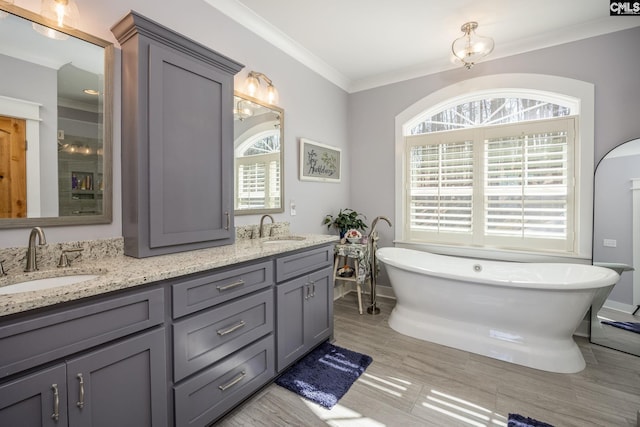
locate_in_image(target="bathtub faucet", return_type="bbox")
[368,216,392,238]
[367,216,392,315]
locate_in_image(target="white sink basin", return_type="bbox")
[263,236,306,244]
[0,274,100,295]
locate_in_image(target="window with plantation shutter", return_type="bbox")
[237,159,266,209]
[404,95,577,254]
[482,118,574,251]
[407,131,475,245]
[235,131,280,210]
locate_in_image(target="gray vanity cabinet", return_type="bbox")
[275,246,334,371]
[111,11,244,258]
[0,364,67,426]
[170,261,276,426]
[0,285,168,427]
[0,329,166,427]
[65,328,167,427]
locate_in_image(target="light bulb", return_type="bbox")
[245,74,260,98]
[266,84,279,105]
[39,0,79,29]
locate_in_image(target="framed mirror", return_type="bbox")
[233,91,284,215]
[0,2,113,228]
[591,137,640,356]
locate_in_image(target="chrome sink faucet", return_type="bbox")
[259,214,275,238]
[25,227,46,272]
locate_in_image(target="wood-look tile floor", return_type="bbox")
[219,294,640,426]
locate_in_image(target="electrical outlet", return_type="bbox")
[290,200,296,216]
[603,239,617,248]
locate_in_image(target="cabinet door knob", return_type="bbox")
[76,373,85,409]
[51,383,60,421]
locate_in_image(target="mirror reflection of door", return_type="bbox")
[0,116,26,218]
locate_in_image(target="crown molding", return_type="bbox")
[204,0,350,91]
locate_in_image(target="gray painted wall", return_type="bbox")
[1,0,638,284]
[0,0,349,246]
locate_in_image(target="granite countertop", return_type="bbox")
[0,234,338,317]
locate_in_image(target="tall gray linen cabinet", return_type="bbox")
[112,11,244,258]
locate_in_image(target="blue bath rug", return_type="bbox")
[601,321,640,334]
[508,413,554,427]
[275,341,373,409]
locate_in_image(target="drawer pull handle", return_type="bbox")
[217,279,245,291]
[217,320,246,336]
[51,384,60,421]
[76,373,85,409]
[219,371,246,391]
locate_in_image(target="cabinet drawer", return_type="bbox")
[0,288,164,379]
[172,260,273,318]
[174,334,274,427]
[173,288,273,381]
[275,245,333,283]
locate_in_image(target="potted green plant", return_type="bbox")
[323,208,368,238]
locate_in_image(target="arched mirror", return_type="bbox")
[233,92,284,215]
[0,2,112,228]
[591,137,640,356]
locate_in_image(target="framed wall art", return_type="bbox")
[299,138,341,183]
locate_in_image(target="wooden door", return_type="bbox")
[0,116,27,218]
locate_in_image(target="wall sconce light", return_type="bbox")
[451,21,494,69]
[32,0,80,40]
[244,71,279,105]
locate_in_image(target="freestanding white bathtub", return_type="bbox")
[376,247,620,373]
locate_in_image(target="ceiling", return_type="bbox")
[205,0,640,93]
[0,8,105,105]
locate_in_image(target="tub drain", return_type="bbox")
[473,264,482,272]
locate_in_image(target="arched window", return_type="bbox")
[408,92,574,134]
[396,76,594,260]
[235,130,280,210]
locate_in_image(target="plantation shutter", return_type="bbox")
[235,151,281,210]
[483,118,574,251]
[406,129,475,245]
[268,159,280,208]
[404,117,575,252]
[236,161,266,209]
